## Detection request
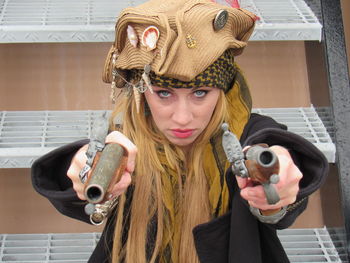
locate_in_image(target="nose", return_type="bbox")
[171,99,193,126]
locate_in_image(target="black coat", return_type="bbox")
[31,114,328,263]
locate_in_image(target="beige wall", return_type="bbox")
[0,43,112,111]
[0,169,104,233]
[0,41,310,111]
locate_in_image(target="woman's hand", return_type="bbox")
[236,145,303,211]
[67,131,137,201]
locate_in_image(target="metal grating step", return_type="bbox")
[0,110,105,168]
[252,107,335,163]
[0,233,101,263]
[278,228,348,263]
[0,0,321,43]
[0,228,347,262]
[241,0,322,40]
[0,107,335,168]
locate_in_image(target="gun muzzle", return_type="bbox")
[245,145,279,184]
[246,146,277,167]
[84,143,126,204]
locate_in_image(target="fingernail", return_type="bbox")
[128,161,135,173]
[108,194,113,200]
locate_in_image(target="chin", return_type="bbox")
[169,137,196,148]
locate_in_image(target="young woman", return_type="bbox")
[31,0,328,262]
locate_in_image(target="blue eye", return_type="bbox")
[156,90,171,98]
[194,90,208,98]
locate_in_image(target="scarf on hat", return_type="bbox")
[129,49,237,91]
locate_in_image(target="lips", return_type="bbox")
[171,129,194,138]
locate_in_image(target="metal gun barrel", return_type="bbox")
[246,146,277,168]
[245,145,279,184]
[84,143,125,204]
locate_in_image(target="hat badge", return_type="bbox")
[141,26,160,51]
[213,10,228,31]
[186,34,197,49]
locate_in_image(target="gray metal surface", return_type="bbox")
[253,107,335,162]
[0,0,321,43]
[241,0,322,41]
[0,233,100,263]
[0,228,347,262]
[0,107,335,168]
[0,110,104,168]
[279,228,348,263]
[319,0,350,259]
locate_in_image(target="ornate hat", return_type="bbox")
[102,0,257,88]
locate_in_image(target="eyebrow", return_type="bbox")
[154,86,208,91]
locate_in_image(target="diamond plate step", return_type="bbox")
[0,0,321,42]
[0,107,335,168]
[0,228,347,262]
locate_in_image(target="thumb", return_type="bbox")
[236,175,248,189]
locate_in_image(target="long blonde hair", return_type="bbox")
[110,88,227,263]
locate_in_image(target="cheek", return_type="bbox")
[202,94,219,119]
[201,105,216,124]
[145,95,167,127]
[150,107,166,123]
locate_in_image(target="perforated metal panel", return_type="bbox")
[0,0,321,42]
[241,0,322,40]
[0,107,335,168]
[0,233,100,263]
[0,110,105,168]
[252,107,335,162]
[0,228,347,262]
[278,228,347,263]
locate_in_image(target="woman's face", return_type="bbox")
[144,86,220,150]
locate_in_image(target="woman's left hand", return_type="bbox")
[237,145,303,211]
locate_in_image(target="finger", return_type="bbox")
[73,144,89,168]
[242,145,251,152]
[236,176,248,189]
[287,164,303,185]
[76,189,87,201]
[269,147,303,206]
[67,165,89,201]
[71,181,87,201]
[269,145,290,158]
[67,145,89,182]
[240,185,266,202]
[106,131,137,173]
[67,164,81,183]
[241,184,290,208]
[66,144,90,200]
[109,172,132,198]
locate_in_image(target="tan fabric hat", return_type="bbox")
[102,0,257,87]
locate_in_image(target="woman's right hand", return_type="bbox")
[67,131,137,201]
